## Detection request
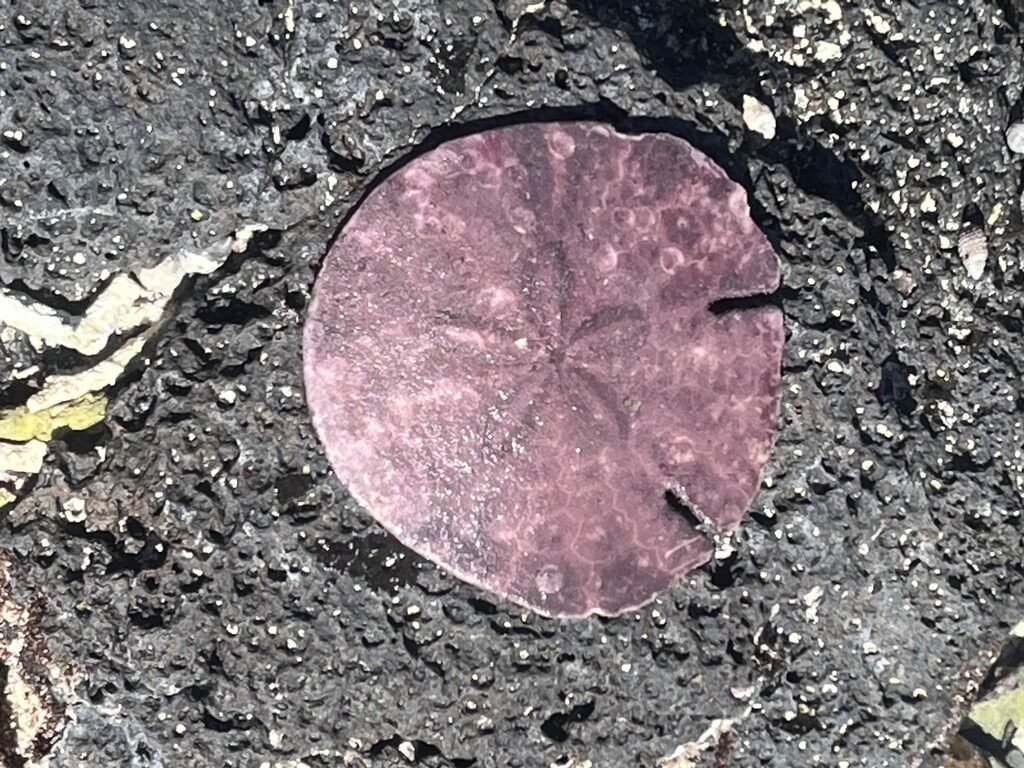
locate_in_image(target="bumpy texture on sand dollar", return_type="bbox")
[304,122,783,617]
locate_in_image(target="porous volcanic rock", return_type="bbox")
[1,1,1023,767]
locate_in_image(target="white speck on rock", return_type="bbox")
[1007,122,1024,154]
[865,10,891,35]
[742,95,777,140]
[958,228,988,280]
[988,203,1003,226]
[802,585,825,623]
[814,41,843,62]
[398,741,416,761]
[62,497,86,523]
[821,0,843,22]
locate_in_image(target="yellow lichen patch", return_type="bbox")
[0,393,108,443]
[969,684,1024,749]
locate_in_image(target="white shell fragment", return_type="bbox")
[742,95,777,140]
[957,228,988,280]
[1006,122,1024,155]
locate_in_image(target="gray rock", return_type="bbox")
[1,0,1023,766]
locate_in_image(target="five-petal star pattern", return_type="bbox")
[304,122,783,617]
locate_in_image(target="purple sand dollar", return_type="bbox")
[304,122,783,617]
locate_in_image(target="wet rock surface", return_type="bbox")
[1,1,1023,766]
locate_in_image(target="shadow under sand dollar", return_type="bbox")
[566,0,898,273]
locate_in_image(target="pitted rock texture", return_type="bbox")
[3,1,1024,766]
[304,123,782,616]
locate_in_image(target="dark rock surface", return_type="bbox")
[1,0,1022,766]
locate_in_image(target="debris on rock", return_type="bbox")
[957,228,988,280]
[658,711,746,768]
[1007,122,1024,155]
[742,95,777,140]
